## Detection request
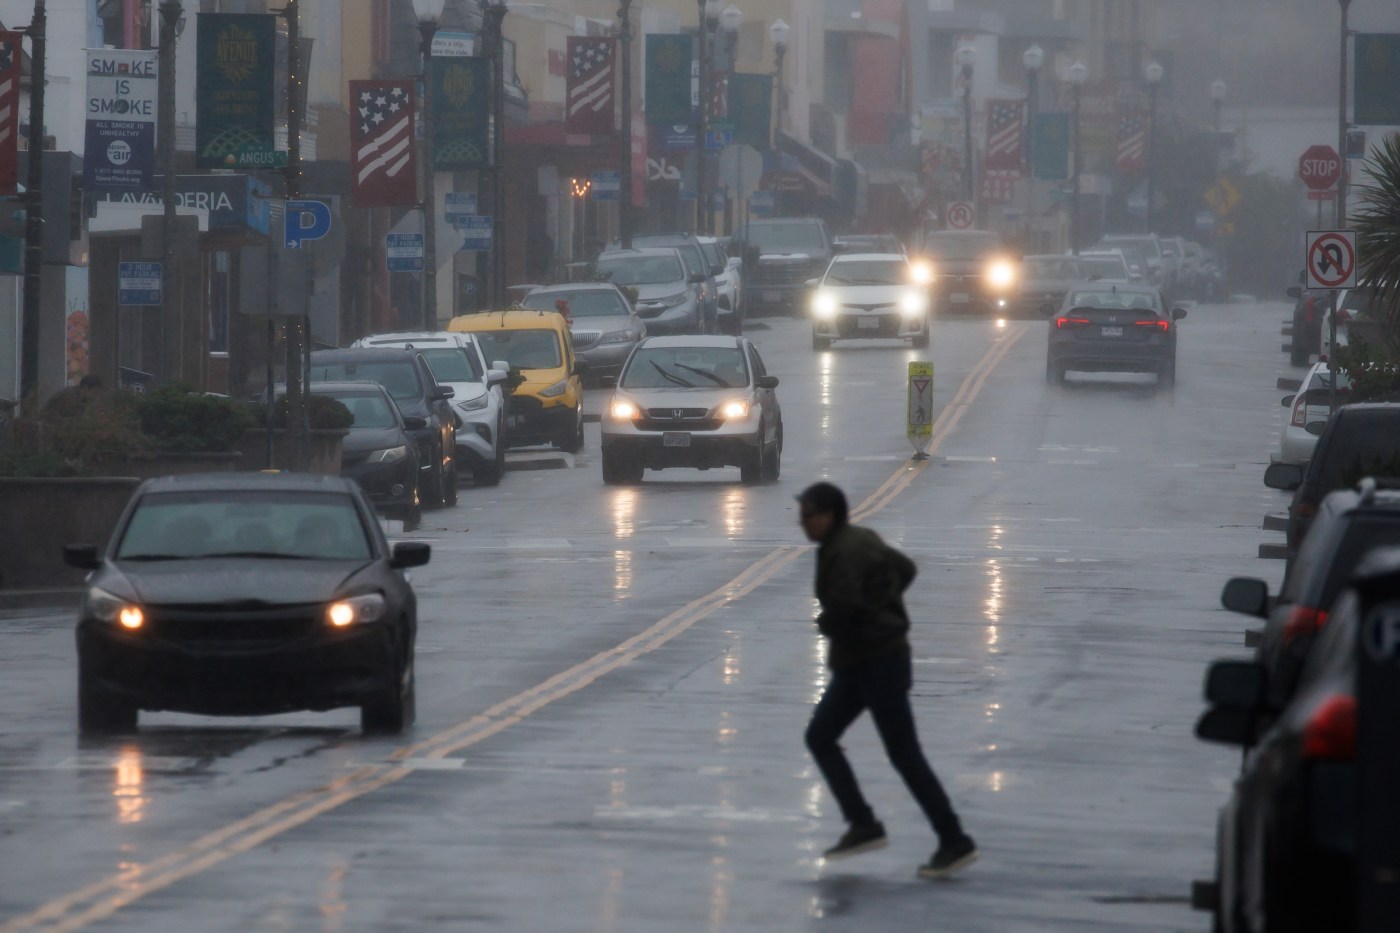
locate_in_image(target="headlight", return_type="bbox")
[325,593,386,628]
[656,292,689,309]
[88,586,144,630]
[811,290,839,319]
[610,399,640,420]
[909,261,934,285]
[456,394,489,412]
[599,330,634,345]
[719,400,750,419]
[898,291,928,317]
[367,445,409,464]
[985,260,1016,289]
[540,379,569,398]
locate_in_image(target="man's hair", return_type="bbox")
[797,482,849,525]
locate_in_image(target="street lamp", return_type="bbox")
[618,0,635,249]
[480,0,508,307]
[1023,44,1044,247]
[1144,59,1163,232]
[694,0,722,234]
[412,0,443,326]
[1336,0,1352,228]
[719,5,741,232]
[155,0,183,387]
[17,0,44,402]
[769,18,789,148]
[1068,59,1087,254]
[956,44,975,202]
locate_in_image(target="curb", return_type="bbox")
[1258,543,1288,560]
[0,589,83,612]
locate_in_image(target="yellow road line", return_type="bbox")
[1,323,1027,932]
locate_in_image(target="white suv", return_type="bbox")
[351,332,510,486]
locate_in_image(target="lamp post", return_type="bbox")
[618,0,634,249]
[1068,59,1087,254]
[17,0,43,402]
[1336,0,1351,228]
[956,43,975,202]
[481,0,508,307]
[412,0,442,327]
[1023,44,1043,248]
[719,4,741,232]
[694,0,721,234]
[155,0,183,387]
[769,18,789,149]
[1211,78,1226,136]
[1144,59,1163,232]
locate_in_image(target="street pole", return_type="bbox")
[1337,0,1351,228]
[961,65,974,201]
[417,17,437,326]
[1023,45,1042,249]
[772,43,786,148]
[18,0,43,402]
[618,0,634,249]
[1145,61,1163,233]
[489,3,507,308]
[694,0,710,234]
[157,2,180,387]
[1071,81,1082,254]
[280,0,307,469]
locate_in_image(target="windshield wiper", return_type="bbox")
[651,361,694,387]
[200,551,317,560]
[674,363,731,388]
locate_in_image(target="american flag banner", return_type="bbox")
[984,99,1024,174]
[565,37,617,135]
[349,79,417,208]
[1115,109,1147,175]
[0,33,21,196]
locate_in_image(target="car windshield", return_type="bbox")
[621,346,749,389]
[1024,258,1086,279]
[1103,237,1161,260]
[824,260,909,286]
[1080,257,1128,278]
[743,222,826,254]
[473,329,563,370]
[308,360,421,400]
[318,391,396,428]
[418,347,482,382]
[922,233,1001,260]
[116,490,372,561]
[597,255,684,286]
[521,290,629,318]
[701,242,726,270]
[1066,289,1162,312]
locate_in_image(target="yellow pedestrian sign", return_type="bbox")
[908,361,934,459]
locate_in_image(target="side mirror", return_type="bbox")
[402,415,428,431]
[1286,286,1302,298]
[389,541,432,569]
[756,375,780,390]
[63,544,101,570]
[726,257,741,270]
[1220,577,1270,618]
[486,368,509,388]
[600,375,618,389]
[1204,659,1268,708]
[688,272,707,285]
[1172,307,1188,321]
[1281,395,1295,408]
[432,386,455,401]
[804,278,819,290]
[1264,462,1304,491]
[493,360,511,374]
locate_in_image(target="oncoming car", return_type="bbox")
[807,253,931,350]
[1046,283,1186,389]
[916,229,1017,315]
[600,336,782,485]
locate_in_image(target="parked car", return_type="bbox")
[1100,234,1168,292]
[600,335,782,485]
[593,248,707,335]
[307,347,458,508]
[834,233,905,255]
[607,233,720,332]
[519,282,646,383]
[1265,403,1400,561]
[915,229,1018,316]
[66,472,431,735]
[1014,254,1088,317]
[807,252,931,350]
[1276,362,1350,465]
[450,309,586,451]
[729,217,835,317]
[697,234,744,333]
[1319,285,1381,363]
[1045,283,1185,389]
[350,331,510,487]
[1285,280,1329,367]
[1076,250,1134,283]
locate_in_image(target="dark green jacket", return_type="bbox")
[813,524,917,669]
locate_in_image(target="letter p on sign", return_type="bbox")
[285,199,332,249]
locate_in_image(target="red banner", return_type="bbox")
[1115,108,1147,176]
[565,37,616,135]
[349,79,417,208]
[0,33,22,196]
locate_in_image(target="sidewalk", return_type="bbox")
[0,588,82,614]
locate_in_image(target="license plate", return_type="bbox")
[1101,326,1123,337]
[950,293,970,303]
[857,316,881,330]
[763,291,782,303]
[663,432,692,448]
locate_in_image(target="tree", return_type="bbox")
[1353,133,1400,349]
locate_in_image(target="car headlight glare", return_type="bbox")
[87,586,144,629]
[811,290,838,319]
[910,261,935,285]
[898,291,928,317]
[457,394,489,412]
[599,330,634,345]
[325,593,386,628]
[986,260,1016,289]
[610,400,640,420]
[720,400,750,419]
[367,445,409,464]
[540,379,570,398]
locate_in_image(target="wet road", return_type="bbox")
[0,303,1292,931]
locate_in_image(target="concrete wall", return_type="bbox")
[0,477,139,589]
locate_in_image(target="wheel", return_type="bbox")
[556,413,584,453]
[400,497,422,532]
[78,677,137,735]
[476,444,505,487]
[1158,358,1177,391]
[361,656,415,735]
[740,443,763,485]
[761,433,782,482]
[602,449,630,485]
[812,331,831,351]
[421,447,444,509]
[911,326,930,349]
[443,462,458,506]
[1046,358,1065,385]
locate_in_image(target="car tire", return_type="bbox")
[556,413,584,454]
[602,449,639,485]
[401,501,422,533]
[911,327,930,349]
[476,446,505,487]
[1158,358,1177,391]
[761,432,782,482]
[740,443,764,485]
[361,655,415,735]
[1046,358,1066,385]
[78,678,137,735]
[812,332,831,351]
[443,461,458,506]
[421,446,444,509]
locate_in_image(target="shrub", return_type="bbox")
[38,386,146,468]
[138,384,257,453]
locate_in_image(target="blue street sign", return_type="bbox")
[459,215,493,252]
[592,171,621,201]
[444,191,478,224]
[748,191,775,217]
[386,233,425,273]
[705,128,732,150]
[118,261,162,306]
[285,199,332,248]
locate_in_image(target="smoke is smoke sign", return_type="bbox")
[84,49,157,192]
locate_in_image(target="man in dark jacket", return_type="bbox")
[798,482,977,879]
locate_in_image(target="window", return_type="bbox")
[921,233,1002,260]
[308,361,423,400]
[621,346,749,390]
[318,391,396,429]
[472,329,563,370]
[824,260,910,286]
[596,255,684,286]
[418,348,481,383]
[741,222,827,254]
[521,290,629,318]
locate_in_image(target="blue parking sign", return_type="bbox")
[459,215,493,252]
[118,262,162,306]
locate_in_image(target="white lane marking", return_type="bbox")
[1047,459,1100,465]
[841,455,904,462]
[944,455,998,463]
[595,804,804,824]
[503,538,573,549]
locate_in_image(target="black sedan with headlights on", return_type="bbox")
[65,472,430,735]
[1045,283,1186,390]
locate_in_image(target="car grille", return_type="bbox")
[639,408,721,432]
[841,303,895,313]
[572,331,601,351]
[753,260,820,287]
[149,604,321,648]
[943,273,983,290]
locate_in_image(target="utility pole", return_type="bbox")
[480,0,508,308]
[618,0,634,249]
[281,0,307,469]
[415,8,438,327]
[1337,0,1351,228]
[694,0,712,234]
[18,0,44,402]
[157,0,181,387]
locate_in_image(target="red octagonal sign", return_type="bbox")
[1299,144,1342,191]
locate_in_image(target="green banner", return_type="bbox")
[1033,113,1069,180]
[196,14,281,169]
[646,34,693,127]
[729,73,772,151]
[1355,34,1400,126]
[432,56,490,170]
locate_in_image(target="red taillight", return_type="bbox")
[1056,316,1089,329]
[1134,319,1170,333]
[1282,605,1328,643]
[1301,694,1357,760]
[1291,393,1308,428]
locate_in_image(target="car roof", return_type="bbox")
[525,282,624,295]
[355,331,477,346]
[1067,282,1159,295]
[306,381,393,395]
[598,247,685,258]
[639,335,744,350]
[310,347,421,362]
[137,472,359,495]
[449,309,571,331]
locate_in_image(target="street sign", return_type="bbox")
[117,261,162,306]
[1194,210,1216,232]
[705,127,733,150]
[1347,128,1368,160]
[444,192,478,224]
[458,215,493,252]
[285,199,332,249]
[386,233,424,273]
[946,201,975,229]
[431,32,476,57]
[718,144,763,197]
[1305,229,1357,290]
[591,171,621,201]
[749,191,775,217]
[1299,144,1342,191]
[907,361,934,459]
[1203,177,1241,216]
[1307,190,1337,202]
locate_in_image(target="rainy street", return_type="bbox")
[0,301,1294,932]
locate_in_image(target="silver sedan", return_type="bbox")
[520,283,646,383]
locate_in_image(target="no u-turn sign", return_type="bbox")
[1305,229,1357,290]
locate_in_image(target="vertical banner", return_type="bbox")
[1115,108,1146,176]
[84,49,158,192]
[349,79,418,208]
[984,99,1024,172]
[645,34,693,127]
[565,37,616,135]
[0,32,21,195]
[431,56,490,170]
[729,73,772,150]
[1354,34,1400,126]
[1033,113,1069,180]
[196,14,280,169]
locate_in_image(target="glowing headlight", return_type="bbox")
[325,593,386,628]
[367,445,409,464]
[898,291,928,318]
[540,379,569,398]
[87,586,145,630]
[719,400,750,419]
[610,400,640,420]
[811,290,839,319]
[909,261,934,285]
[986,261,1017,290]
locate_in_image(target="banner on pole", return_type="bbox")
[1033,113,1069,180]
[0,32,22,196]
[645,34,693,127]
[984,99,1024,173]
[431,56,490,170]
[1354,34,1400,127]
[565,37,616,135]
[84,49,158,192]
[350,79,417,207]
[196,14,280,169]
[729,73,772,151]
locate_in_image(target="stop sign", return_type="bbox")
[1299,144,1342,191]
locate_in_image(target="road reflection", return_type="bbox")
[611,489,636,539]
[613,549,633,597]
[113,746,146,825]
[721,487,746,538]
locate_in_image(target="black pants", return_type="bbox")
[805,649,965,843]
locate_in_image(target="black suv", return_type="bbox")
[1265,403,1400,561]
[916,229,1019,316]
[308,348,459,509]
[729,218,834,316]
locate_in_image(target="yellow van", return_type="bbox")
[449,309,585,451]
